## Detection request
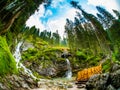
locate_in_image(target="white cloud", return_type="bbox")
[26,3,45,31]
[51,0,64,8]
[26,0,119,39]
[45,10,53,17]
[26,1,79,38]
[65,8,79,21]
[46,18,66,37]
[87,0,119,13]
[45,8,78,38]
[116,0,120,11]
[26,15,45,30]
[34,3,45,17]
[25,0,79,38]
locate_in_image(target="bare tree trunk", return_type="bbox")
[0,10,21,35]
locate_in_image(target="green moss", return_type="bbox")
[87,56,101,66]
[76,50,87,60]
[102,59,111,73]
[0,36,17,76]
[33,72,46,79]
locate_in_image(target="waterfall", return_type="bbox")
[13,41,37,79]
[65,58,72,79]
[13,41,23,68]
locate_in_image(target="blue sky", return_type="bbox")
[26,0,120,38]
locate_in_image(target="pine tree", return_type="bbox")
[113,9,120,19]
[65,19,76,50]
[96,6,115,29]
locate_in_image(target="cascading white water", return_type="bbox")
[13,41,23,68]
[65,58,72,79]
[13,41,37,79]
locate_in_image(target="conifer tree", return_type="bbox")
[96,6,115,29]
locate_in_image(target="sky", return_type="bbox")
[26,0,120,38]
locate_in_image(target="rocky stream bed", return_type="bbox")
[0,63,120,90]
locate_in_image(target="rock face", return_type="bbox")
[0,71,38,90]
[23,50,71,78]
[29,59,68,77]
[38,67,57,76]
[86,63,120,90]
[110,69,120,89]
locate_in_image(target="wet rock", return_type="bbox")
[110,64,120,72]
[86,73,109,90]
[106,85,116,90]
[22,42,34,51]
[14,82,20,88]
[110,69,120,89]
[67,83,73,88]
[26,78,34,83]
[38,67,57,77]
[19,80,30,89]
[37,81,46,88]
[117,87,120,90]
[0,83,7,90]
[86,63,120,90]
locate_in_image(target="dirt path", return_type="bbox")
[31,82,86,90]
[32,87,86,90]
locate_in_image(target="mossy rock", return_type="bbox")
[0,36,17,75]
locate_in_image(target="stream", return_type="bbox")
[13,42,86,90]
[32,77,86,90]
[31,59,86,90]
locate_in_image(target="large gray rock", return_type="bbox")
[86,63,120,90]
[38,67,57,77]
[106,85,116,90]
[110,69,120,89]
[110,64,120,73]
[86,73,110,90]
[0,83,7,90]
[117,87,120,90]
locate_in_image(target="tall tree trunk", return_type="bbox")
[0,10,21,35]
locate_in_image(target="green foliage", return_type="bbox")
[88,56,101,66]
[39,30,61,46]
[33,72,46,79]
[109,20,120,46]
[112,48,120,62]
[0,36,17,76]
[76,49,87,60]
[0,0,44,34]
[0,20,4,32]
[102,59,111,72]
[21,37,63,67]
[66,3,110,55]
[96,6,115,28]
[71,48,102,70]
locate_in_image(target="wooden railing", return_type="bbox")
[76,64,102,81]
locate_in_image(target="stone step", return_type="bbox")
[77,84,86,88]
[75,80,87,84]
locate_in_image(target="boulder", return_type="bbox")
[39,67,57,77]
[86,73,109,90]
[110,64,120,73]
[110,69,120,89]
[117,87,120,90]
[106,85,116,90]
[86,63,120,90]
[0,83,7,90]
